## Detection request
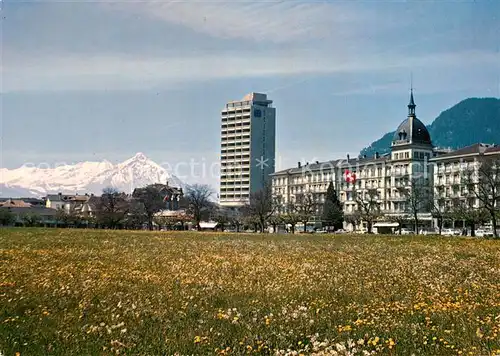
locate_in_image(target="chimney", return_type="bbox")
[347,154,350,161]
[363,155,367,159]
[375,152,380,159]
[316,161,319,164]
[298,162,301,168]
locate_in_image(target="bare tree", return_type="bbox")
[185,184,214,231]
[430,197,449,235]
[451,198,488,237]
[398,178,432,234]
[213,208,231,232]
[294,190,318,232]
[244,185,277,233]
[230,209,244,233]
[463,158,500,237]
[355,188,381,234]
[97,187,129,229]
[344,212,361,232]
[281,210,302,234]
[268,214,283,234]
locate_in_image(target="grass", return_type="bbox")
[1,228,499,355]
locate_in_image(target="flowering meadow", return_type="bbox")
[1,229,499,355]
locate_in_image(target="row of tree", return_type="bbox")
[234,181,344,233]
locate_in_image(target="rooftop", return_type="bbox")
[225,92,273,108]
[271,154,390,176]
[430,143,499,161]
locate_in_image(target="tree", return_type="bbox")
[430,197,449,235]
[213,208,231,232]
[132,185,166,231]
[123,200,147,230]
[268,214,283,234]
[355,189,381,234]
[0,208,15,226]
[96,188,129,229]
[230,209,244,233]
[322,182,344,231]
[244,185,277,233]
[281,211,302,234]
[398,178,432,234]
[344,212,361,232]
[388,214,409,235]
[21,212,41,227]
[463,158,500,238]
[184,184,214,231]
[451,199,488,237]
[55,205,81,227]
[294,191,318,232]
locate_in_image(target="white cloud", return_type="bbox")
[111,1,366,43]
[3,49,498,92]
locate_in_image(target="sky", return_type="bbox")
[1,0,500,187]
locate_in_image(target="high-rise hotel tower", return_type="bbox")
[219,93,276,208]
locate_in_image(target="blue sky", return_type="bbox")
[2,0,499,186]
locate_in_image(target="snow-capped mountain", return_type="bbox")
[0,153,184,197]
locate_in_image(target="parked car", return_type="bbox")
[400,228,414,235]
[334,229,347,234]
[441,228,456,236]
[483,230,494,238]
[475,229,487,237]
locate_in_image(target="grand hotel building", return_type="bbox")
[271,92,499,232]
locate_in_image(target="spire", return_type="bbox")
[408,88,416,116]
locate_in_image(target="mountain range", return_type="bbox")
[360,97,500,157]
[0,153,184,198]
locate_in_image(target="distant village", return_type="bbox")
[0,183,215,231]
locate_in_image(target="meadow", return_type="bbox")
[0,229,499,355]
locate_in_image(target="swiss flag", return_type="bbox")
[344,169,357,183]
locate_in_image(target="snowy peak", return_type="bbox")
[0,154,184,197]
[120,152,150,166]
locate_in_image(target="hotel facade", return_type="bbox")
[271,92,499,232]
[219,93,276,208]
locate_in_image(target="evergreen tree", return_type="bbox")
[322,182,344,230]
[0,208,15,226]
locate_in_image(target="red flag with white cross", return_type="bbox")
[344,169,356,183]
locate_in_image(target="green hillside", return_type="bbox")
[360,97,500,157]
